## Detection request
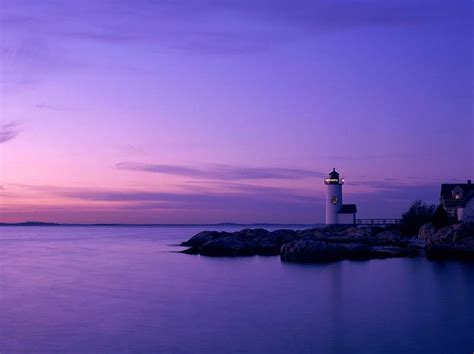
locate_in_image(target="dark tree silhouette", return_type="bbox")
[432,204,449,228]
[401,200,436,237]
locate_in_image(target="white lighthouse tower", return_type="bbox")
[324,168,344,224]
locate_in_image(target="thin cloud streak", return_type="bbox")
[0,122,20,143]
[58,185,318,205]
[116,161,325,180]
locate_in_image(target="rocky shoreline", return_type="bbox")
[181,226,419,262]
[180,222,474,263]
[419,222,474,260]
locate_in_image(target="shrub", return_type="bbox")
[401,200,436,237]
[432,204,449,228]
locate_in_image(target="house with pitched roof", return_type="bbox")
[440,180,473,221]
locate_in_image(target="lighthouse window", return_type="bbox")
[331,196,338,204]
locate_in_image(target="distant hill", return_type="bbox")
[0,221,61,226]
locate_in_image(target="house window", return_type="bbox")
[452,187,463,200]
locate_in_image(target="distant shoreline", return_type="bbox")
[0,222,323,228]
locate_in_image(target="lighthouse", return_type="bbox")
[325,168,344,224]
[324,168,358,225]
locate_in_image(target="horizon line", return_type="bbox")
[0,221,324,227]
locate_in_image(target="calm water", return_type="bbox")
[0,226,473,354]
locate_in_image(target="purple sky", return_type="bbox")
[0,0,472,223]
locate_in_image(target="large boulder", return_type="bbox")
[452,222,474,244]
[419,222,474,260]
[195,237,254,256]
[181,231,230,247]
[181,228,299,256]
[236,228,270,240]
[250,229,299,255]
[418,223,437,243]
[267,229,299,244]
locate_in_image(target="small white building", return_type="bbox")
[324,168,357,225]
[457,192,474,223]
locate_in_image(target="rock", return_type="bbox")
[267,229,299,244]
[297,228,327,240]
[250,229,299,255]
[181,226,424,261]
[428,226,455,246]
[453,222,474,244]
[237,228,270,240]
[418,223,437,243]
[197,237,254,257]
[374,229,401,243]
[280,239,419,263]
[297,226,384,241]
[181,228,300,256]
[366,245,419,259]
[180,231,230,247]
[299,227,397,246]
[419,222,474,260]
[280,240,354,263]
[342,226,384,238]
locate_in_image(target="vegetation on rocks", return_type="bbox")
[400,200,436,237]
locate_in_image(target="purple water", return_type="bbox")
[1,226,473,353]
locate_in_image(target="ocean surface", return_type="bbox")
[0,225,473,354]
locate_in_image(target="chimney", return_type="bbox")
[468,180,472,185]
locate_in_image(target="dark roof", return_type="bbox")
[440,182,474,201]
[329,168,339,179]
[461,191,474,207]
[337,204,357,214]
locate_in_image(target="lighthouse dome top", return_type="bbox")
[324,168,344,185]
[329,168,339,179]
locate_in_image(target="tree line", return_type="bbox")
[400,200,449,237]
